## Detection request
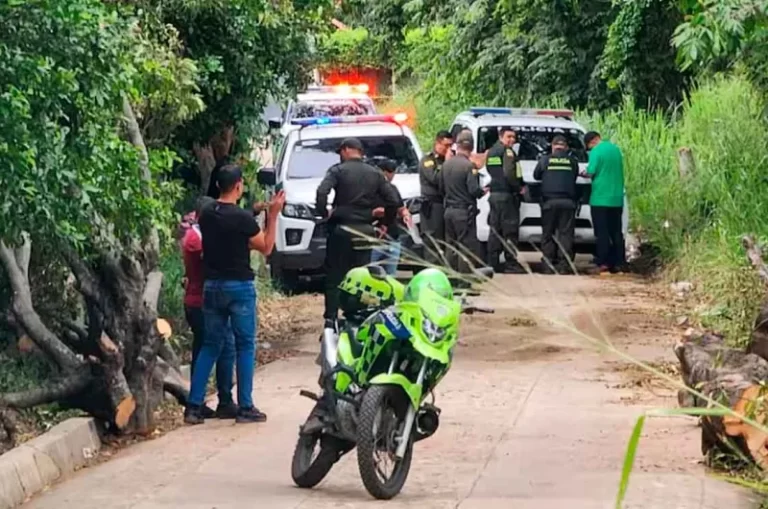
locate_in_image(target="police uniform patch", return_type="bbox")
[506,149,514,157]
[423,160,435,168]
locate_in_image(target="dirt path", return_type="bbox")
[23,272,761,508]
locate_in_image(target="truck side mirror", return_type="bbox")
[257,167,276,187]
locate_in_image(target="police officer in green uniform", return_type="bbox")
[533,135,580,274]
[439,131,486,275]
[418,130,453,265]
[485,127,525,273]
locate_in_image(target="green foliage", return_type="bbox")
[318,28,380,69]
[340,0,689,110]
[0,0,177,250]
[600,0,689,108]
[148,0,333,149]
[673,1,768,70]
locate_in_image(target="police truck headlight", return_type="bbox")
[282,203,315,220]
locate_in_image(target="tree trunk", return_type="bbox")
[675,333,768,467]
[193,125,235,196]
[0,99,190,437]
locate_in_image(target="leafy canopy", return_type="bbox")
[0,0,179,249]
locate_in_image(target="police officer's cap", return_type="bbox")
[456,131,474,150]
[338,138,364,153]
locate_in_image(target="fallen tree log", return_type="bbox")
[674,236,768,468]
[675,332,768,467]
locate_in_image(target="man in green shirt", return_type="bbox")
[582,131,626,273]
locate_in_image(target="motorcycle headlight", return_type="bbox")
[282,202,315,220]
[422,318,446,343]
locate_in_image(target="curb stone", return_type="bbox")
[0,418,100,509]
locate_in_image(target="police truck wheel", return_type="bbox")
[270,264,299,293]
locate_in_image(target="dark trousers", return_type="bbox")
[541,202,576,271]
[487,193,522,269]
[185,305,235,406]
[444,206,480,274]
[591,206,625,269]
[420,199,445,265]
[324,223,375,320]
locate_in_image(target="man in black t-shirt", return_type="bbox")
[185,165,285,425]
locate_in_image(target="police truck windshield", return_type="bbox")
[292,99,375,119]
[478,126,587,163]
[287,137,419,179]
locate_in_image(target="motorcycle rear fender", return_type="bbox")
[368,374,423,409]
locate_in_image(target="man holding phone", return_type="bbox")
[185,165,286,425]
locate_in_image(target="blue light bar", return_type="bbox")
[290,113,408,127]
[470,107,514,115]
[470,107,574,118]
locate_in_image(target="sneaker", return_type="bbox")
[236,407,268,424]
[201,405,216,419]
[216,401,238,420]
[184,405,205,425]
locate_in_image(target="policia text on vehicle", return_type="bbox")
[315,138,401,322]
[532,135,580,274]
[485,127,525,273]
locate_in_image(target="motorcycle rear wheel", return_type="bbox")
[291,432,340,488]
[357,385,413,500]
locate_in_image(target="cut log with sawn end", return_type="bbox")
[675,332,768,469]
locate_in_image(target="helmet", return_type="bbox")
[404,268,453,303]
[339,266,399,317]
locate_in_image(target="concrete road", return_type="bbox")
[24,274,761,508]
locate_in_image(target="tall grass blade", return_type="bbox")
[616,415,645,509]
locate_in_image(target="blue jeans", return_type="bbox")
[185,306,235,404]
[189,280,257,409]
[371,239,402,276]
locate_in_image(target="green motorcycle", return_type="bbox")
[291,266,493,499]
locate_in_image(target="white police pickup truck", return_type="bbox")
[449,107,629,251]
[268,85,377,138]
[257,114,423,289]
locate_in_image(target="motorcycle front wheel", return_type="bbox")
[357,385,413,500]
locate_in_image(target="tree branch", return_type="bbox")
[157,358,189,406]
[0,240,83,373]
[61,244,103,306]
[122,95,151,197]
[0,372,91,408]
[143,271,163,312]
[63,320,88,341]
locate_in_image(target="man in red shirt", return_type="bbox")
[182,197,236,418]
